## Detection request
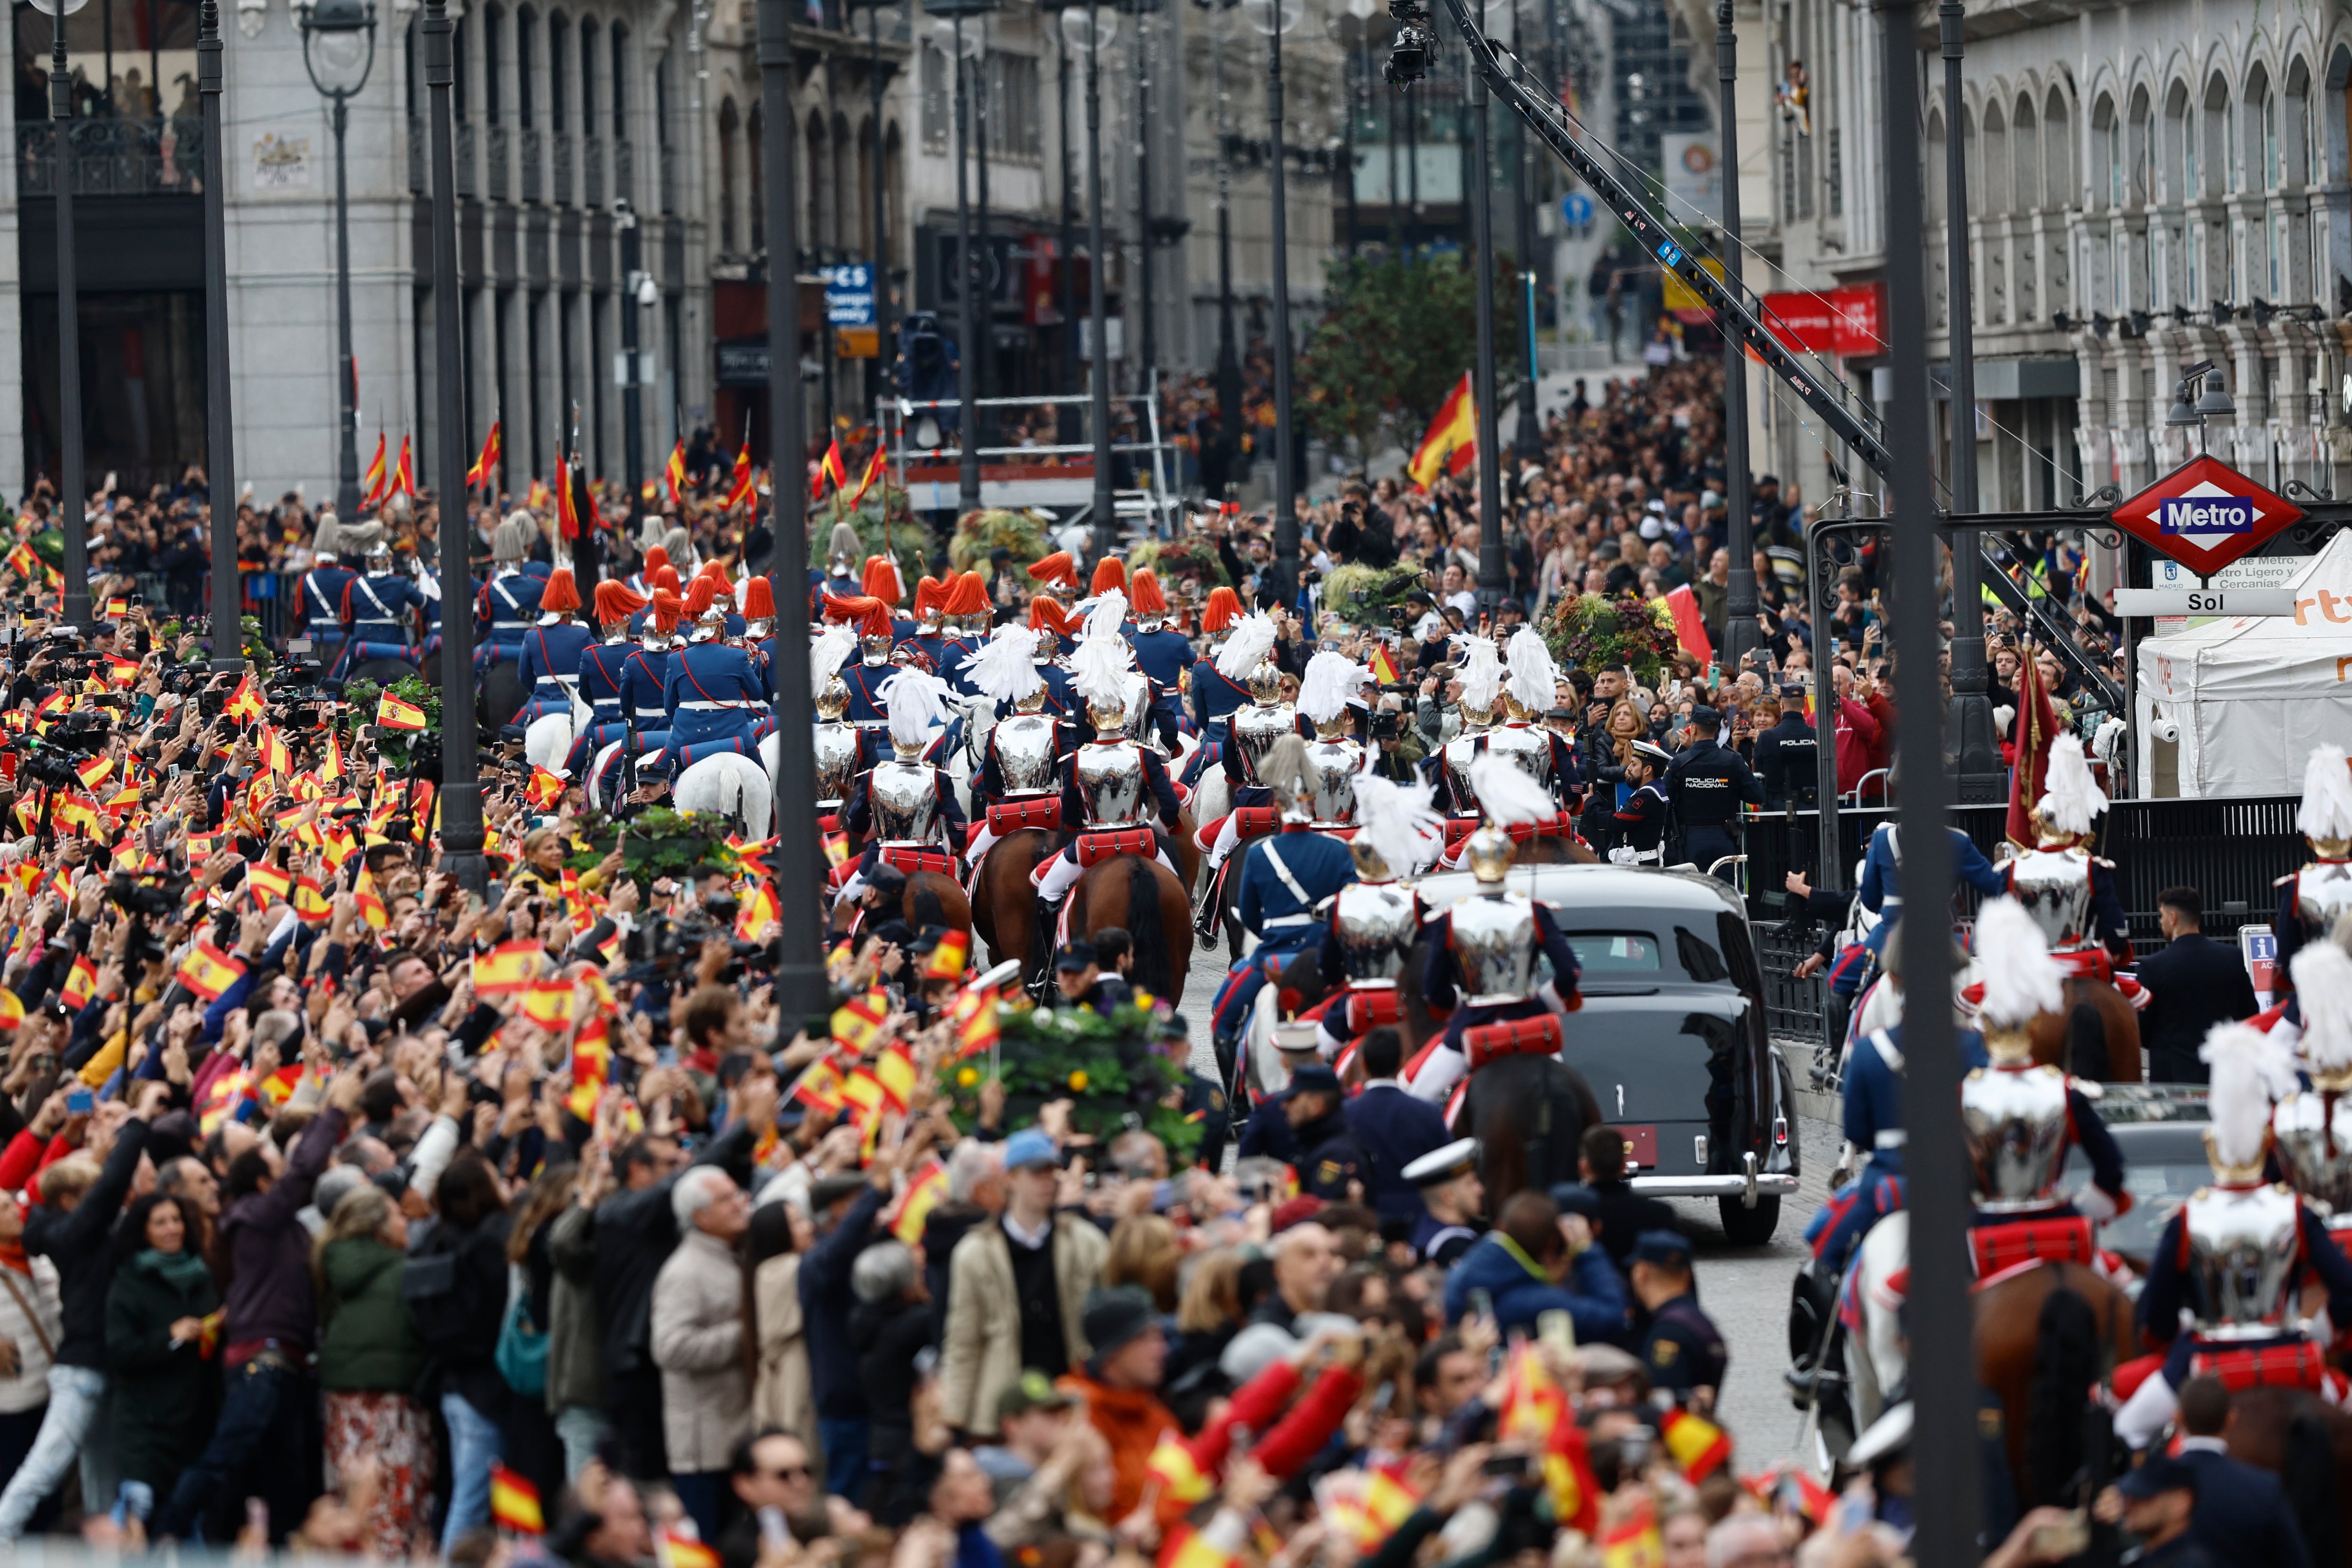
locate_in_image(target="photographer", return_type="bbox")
[1365,692,1424,782]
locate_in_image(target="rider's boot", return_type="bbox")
[1193,865,1222,945]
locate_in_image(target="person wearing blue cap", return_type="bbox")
[1629,1228,1725,1410]
[1662,707,1761,882]
[2095,1455,2213,1568]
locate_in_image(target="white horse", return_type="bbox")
[673,750,775,839]
[523,688,596,776]
[947,695,998,823]
[585,738,630,813]
[1798,1210,1910,1479]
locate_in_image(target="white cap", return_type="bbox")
[1401,1137,1481,1187]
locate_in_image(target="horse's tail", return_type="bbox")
[2022,1281,2103,1508]
[2283,1410,2341,1568]
[909,875,947,930]
[2066,998,2111,1080]
[1125,857,1174,996]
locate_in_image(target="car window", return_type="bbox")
[1676,925,1730,984]
[1564,932,1662,975]
[2060,1147,2205,1259]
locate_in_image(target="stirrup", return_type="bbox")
[1193,899,1220,945]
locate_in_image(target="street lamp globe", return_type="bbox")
[1241,0,1301,35]
[1058,7,1118,52]
[25,0,91,17]
[298,0,378,98]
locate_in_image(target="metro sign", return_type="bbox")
[2110,455,2304,576]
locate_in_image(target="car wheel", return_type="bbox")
[1718,1194,1780,1245]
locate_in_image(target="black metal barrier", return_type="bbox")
[1740,794,2308,1049]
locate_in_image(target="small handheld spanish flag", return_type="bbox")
[831,989,890,1053]
[522,977,577,1030]
[376,691,428,732]
[884,1154,949,1245]
[223,673,266,725]
[923,928,971,981]
[473,937,544,998]
[175,940,247,1003]
[1657,1404,1732,1482]
[60,956,96,1011]
[950,984,1000,1061]
[659,1528,720,1568]
[525,766,567,810]
[1367,641,1402,686]
[733,881,780,941]
[245,862,292,910]
[488,1462,545,1536]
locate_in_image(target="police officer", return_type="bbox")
[1664,707,1762,881]
[1400,1138,1486,1267]
[1238,1064,1367,1202]
[1753,687,1820,808]
[1606,740,1673,864]
[1051,942,1131,1013]
[1629,1229,1726,1410]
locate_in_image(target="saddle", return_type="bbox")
[879,844,958,877]
[1345,987,1403,1033]
[1966,1216,2096,1280]
[1462,1014,1565,1070]
[2189,1341,2332,1393]
[1231,805,1279,842]
[1076,828,1159,868]
[987,796,1064,834]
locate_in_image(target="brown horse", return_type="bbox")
[2225,1387,2352,1568]
[824,865,973,943]
[1068,854,1192,1001]
[2026,976,2144,1082]
[970,829,1059,984]
[1971,1262,2139,1511]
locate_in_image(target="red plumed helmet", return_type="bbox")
[700,557,734,591]
[1202,586,1243,634]
[1027,551,1078,591]
[862,554,904,605]
[593,579,647,625]
[1090,556,1128,597]
[913,575,946,617]
[652,565,683,595]
[1130,568,1168,616]
[650,589,686,634]
[1027,597,1074,637]
[540,568,582,615]
[643,545,671,575]
[944,571,989,619]
[683,575,720,618]
[742,576,777,621]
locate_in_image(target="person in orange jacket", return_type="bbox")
[1056,1287,1177,1523]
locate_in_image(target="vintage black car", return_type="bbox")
[1412,862,1801,1242]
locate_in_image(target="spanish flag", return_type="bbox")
[884,1154,949,1245]
[175,940,247,1003]
[354,869,389,932]
[196,1066,251,1132]
[60,956,96,1011]
[1598,1502,1664,1568]
[1144,1438,1213,1510]
[1407,371,1478,490]
[872,1041,918,1113]
[74,755,113,791]
[526,766,567,810]
[950,984,1000,1061]
[0,990,24,1031]
[1498,1339,1599,1533]
[1163,1528,1239,1568]
[723,440,757,511]
[1367,641,1402,685]
[245,862,292,909]
[376,691,428,732]
[473,937,543,998]
[812,437,850,501]
[659,1528,720,1568]
[831,989,890,1053]
[788,1055,847,1115]
[360,432,389,511]
[923,928,971,981]
[393,433,417,498]
[569,1014,613,1118]
[848,443,888,510]
[322,730,346,780]
[489,1462,545,1536]
[1657,1404,1732,1482]
[294,875,334,925]
[467,419,503,493]
[665,437,689,506]
[5,542,39,581]
[522,977,577,1030]
[733,881,780,942]
[223,673,266,724]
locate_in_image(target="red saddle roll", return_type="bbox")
[879,845,958,877]
[1966,1216,2096,1278]
[1503,813,1580,844]
[1443,818,1480,852]
[1076,828,1159,868]
[986,796,1063,834]
[1232,806,1279,841]
[1346,987,1404,1032]
[2189,1341,2329,1393]
[817,812,842,834]
[1462,1014,1565,1070]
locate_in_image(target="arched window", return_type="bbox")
[2204,73,2231,197]
[717,96,739,252]
[2044,88,2071,209]
[749,103,765,249]
[1984,100,2010,212]
[2164,80,2191,202]
[830,111,851,251]
[2246,65,2274,189]
[580,20,596,132]
[610,23,628,138]
[807,111,830,255]
[517,7,536,127]
[1927,108,1948,220]
[2128,85,2150,204]
[2093,93,2116,210]
[2012,93,2038,210]
[485,3,503,122]
[549,13,569,127]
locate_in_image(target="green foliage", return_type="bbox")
[820,487,927,588]
[566,806,733,892]
[1127,536,1231,590]
[1294,251,1527,458]
[935,999,1204,1162]
[29,529,61,568]
[1542,593,1681,685]
[947,508,1053,573]
[345,674,438,768]
[1320,561,1431,628]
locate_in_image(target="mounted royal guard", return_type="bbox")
[623,541,670,597]
[837,669,967,907]
[1180,586,1251,789]
[1491,629,1582,805]
[962,623,1065,869]
[659,581,775,774]
[820,521,865,601]
[1297,650,1370,830]
[822,594,898,727]
[298,513,358,675]
[338,533,426,681]
[620,590,684,767]
[2000,732,2137,987]
[2114,1019,2352,1451]
[515,568,593,728]
[568,580,647,777]
[475,512,546,674]
[2274,745,2352,986]
[1027,550,1081,610]
[1311,769,1444,1072]
[807,625,866,815]
[1429,639,1505,869]
[1031,599,1184,917]
[1128,569,1193,752]
[1026,597,1080,722]
[1196,614,1294,874]
[1406,756,1584,1113]
[2272,933,2352,1224]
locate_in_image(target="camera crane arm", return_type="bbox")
[1383,0,1891,483]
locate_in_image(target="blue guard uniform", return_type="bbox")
[1130,619,1195,749]
[476,568,545,673]
[663,620,776,771]
[335,553,425,679]
[1183,651,1252,788]
[516,595,594,727]
[571,593,640,776]
[1809,1020,1990,1272]
[1209,821,1359,1060]
[299,553,358,673]
[620,635,677,762]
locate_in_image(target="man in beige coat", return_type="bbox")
[940,1130,1107,1437]
[652,1166,755,1542]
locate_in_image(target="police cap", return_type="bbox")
[1630,1228,1694,1269]
[1689,706,1721,729]
[1286,1063,1343,1099]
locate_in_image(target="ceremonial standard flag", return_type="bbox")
[376,691,428,731]
[556,450,582,540]
[473,938,543,998]
[812,438,849,501]
[885,1155,949,1244]
[848,443,888,509]
[1661,583,1713,667]
[393,434,417,498]
[175,941,247,1003]
[1408,372,1478,489]
[467,420,503,492]
[360,433,389,510]
[2004,642,2062,846]
[723,441,757,511]
[489,1463,545,1535]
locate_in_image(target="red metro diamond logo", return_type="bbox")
[2111,455,2304,576]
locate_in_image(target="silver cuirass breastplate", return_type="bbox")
[2008,847,2096,950]
[1486,724,1553,792]
[2183,1184,2304,1340]
[1443,732,1485,814]
[1231,702,1296,785]
[1304,737,1364,826]
[1451,892,1541,1005]
[1121,673,1153,746]
[870,760,942,843]
[1076,740,1147,828]
[993,713,1060,796]
[2273,1090,2352,1220]
[1961,1065,2073,1212]
[2298,861,2352,932]
[1331,882,1418,983]
[813,722,859,807]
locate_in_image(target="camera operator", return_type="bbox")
[1365,691,1424,783]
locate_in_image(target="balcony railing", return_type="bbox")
[17,117,204,197]
[582,134,604,208]
[521,126,543,203]
[552,131,573,206]
[612,139,633,208]
[454,121,477,198]
[486,123,509,202]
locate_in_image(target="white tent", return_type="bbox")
[2136,530,2352,796]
